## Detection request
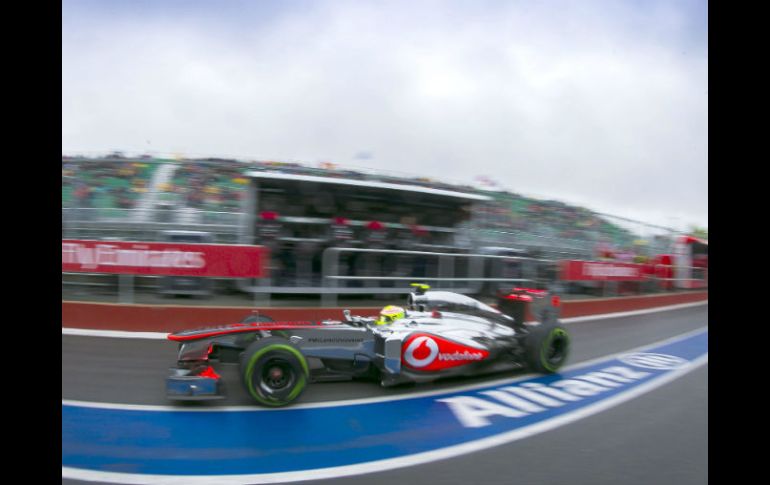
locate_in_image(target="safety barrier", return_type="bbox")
[229,247,552,306]
[63,242,707,305]
[650,264,708,290]
[318,247,546,306]
[62,208,245,243]
[61,290,709,331]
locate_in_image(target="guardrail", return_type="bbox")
[62,208,245,243]
[232,247,555,306]
[63,244,707,305]
[321,247,544,306]
[648,264,708,290]
[62,207,243,224]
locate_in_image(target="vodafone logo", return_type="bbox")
[403,336,439,368]
[402,334,489,371]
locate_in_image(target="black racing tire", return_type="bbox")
[240,314,274,323]
[239,337,309,407]
[526,323,570,373]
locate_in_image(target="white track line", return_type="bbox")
[62,352,708,484]
[61,300,707,340]
[560,300,707,323]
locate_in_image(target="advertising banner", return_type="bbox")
[63,329,708,482]
[62,240,268,278]
[560,260,646,282]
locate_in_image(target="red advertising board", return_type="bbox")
[62,240,268,278]
[561,260,646,282]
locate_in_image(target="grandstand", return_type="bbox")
[62,155,652,251]
[62,154,684,298]
[63,157,158,208]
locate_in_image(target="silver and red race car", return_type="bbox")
[166,284,570,406]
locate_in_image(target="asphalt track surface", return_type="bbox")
[62,304,708,484]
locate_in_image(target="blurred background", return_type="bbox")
[61,153,707,305]
[62,3,708,482]
[62,0,707,304]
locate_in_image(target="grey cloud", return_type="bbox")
[62,0,707,229]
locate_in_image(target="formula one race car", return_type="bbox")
[166,284,570,407]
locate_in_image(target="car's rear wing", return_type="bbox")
[497,287,561,325]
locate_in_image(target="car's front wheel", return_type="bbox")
[239,337,309,406]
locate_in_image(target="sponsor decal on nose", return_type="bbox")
[403,336,439,368]
[401,334,489,371]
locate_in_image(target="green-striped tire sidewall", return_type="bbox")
[243,344,309,406]
[539,327,569,372]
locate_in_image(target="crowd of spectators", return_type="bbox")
[62,154,647,257]
[478,191,638,249]
[253,210,444,287]
[246,160,479,194]
[62,155,161,213]
[157,158,247,212]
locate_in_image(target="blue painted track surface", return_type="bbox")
[63,329,707,478]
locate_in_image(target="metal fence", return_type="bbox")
[472,228,595,260]
[62,208,245,244]
[318,247,548,306]
[62,246,706,305]
[61,203,705,305]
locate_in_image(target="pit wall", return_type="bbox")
[62,291,708,333]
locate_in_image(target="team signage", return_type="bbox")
[439,359,657,428]
[561,260,646,282]
[62,329,707,484]
[618,352,689,370]
[402,333,490,371]
[62,239,268,278]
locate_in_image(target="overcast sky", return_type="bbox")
[62,0,708,231]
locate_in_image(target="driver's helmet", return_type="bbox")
[376,305,405,325]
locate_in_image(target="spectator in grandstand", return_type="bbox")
[397,224,432,279]
[256,211,282,243]
[364,220,387,246]
[327,216,355,246]
[359,220,389,288]
[255,211,292,285]
[595,241,615,261]
[186,188,206,209]
[115,187,132,210]
[612,247,627,262]
[325,217,357,287]
[292,225,324,287]
[74,181,94,213]
[163,159,249,213]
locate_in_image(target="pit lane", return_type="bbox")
[62,304,707,406]
[62,303,708,484]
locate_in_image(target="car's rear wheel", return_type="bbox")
[239,337,309,406]
[526,323,570,373]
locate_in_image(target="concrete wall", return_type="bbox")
[62,291,708,332]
